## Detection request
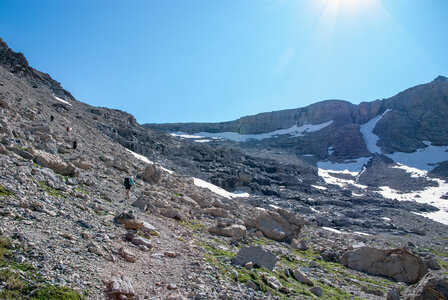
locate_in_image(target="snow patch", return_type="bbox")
[310,207,319,213]
[318,168,368,190]
[385,142,448,171]
[125,149,173,174]
[317,157,371,172]
[377,172,448,225]
[193,178,250,199]
[194,139,212,143]
[360,109,390,153]
[322,227,343,234]
[170,133,205,139]
[174,120,334,142]
[312,185,327,190]
[53,96,72,106]
[125,149,153,165]
[353,231,371,236]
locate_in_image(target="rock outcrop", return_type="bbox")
[31,148,77,176]
[340,247,428,284]
[140,164,162,184]
[231,246,278,271]
[245,207,306,242]
[208,224,247,239]
[403,273,448,300]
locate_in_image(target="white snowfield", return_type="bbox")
[318,168,368,190]
[169,133,204,139]
[385,141,448,171]
[359,109,391,154]
[193,178,250,199]
[318,109,447,225]
[317,157,371,172]
[319,163,448,225]
[125,149,174,174]
[322,227,371,237]
[172,120,334,142]
[358,109,447,171]
[377,164,448,225]
[311,185,327,190]
[125,149,248,199]
[53,96,72,106]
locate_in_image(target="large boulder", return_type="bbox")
[208,224,247,239]
[340,247,428,284]
[178,195,201,209]
[231,246,277,271]
[201,207,229,218]
[246,207,306,242]
[291,268,314,286]
[187,193,212,208]
[31,149,77,176]
[72,157,92,170]
[403,273,448,300]
[131,197,148,211]
[160,207,185,221]
[106,276,136,299]
[140,164,162,184]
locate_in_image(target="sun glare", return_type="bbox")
[325,0,378,13]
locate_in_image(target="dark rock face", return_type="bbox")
[380,77,448,152]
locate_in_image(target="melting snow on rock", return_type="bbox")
[171,120,334,142]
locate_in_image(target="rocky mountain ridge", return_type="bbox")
[145,76,448,162]
[0,37,447,299]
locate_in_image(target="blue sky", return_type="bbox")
[1,0,447,123]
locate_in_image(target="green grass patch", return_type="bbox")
[439,260,448,270]
[37,180,65,199]
[30,285,84,299]
[201,242,236,259]
[427,248,448,258]
[0,185,14,197]
[14,145,29,152]
[293,248,321,260]
[75,186,89,195]
[181,219,206,232]
[250,237,273,246]
[318,282,361,299]
[0,237,84,299]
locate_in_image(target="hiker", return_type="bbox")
[123,177,135,200]
[66,126,71,132]
[50,115,54,122]
[72,140,77,150]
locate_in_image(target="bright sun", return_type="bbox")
[322,0,379,17]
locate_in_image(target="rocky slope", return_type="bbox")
[1,37,448,299]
